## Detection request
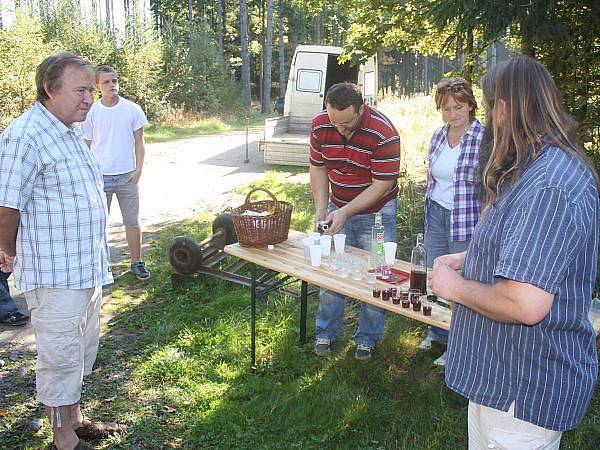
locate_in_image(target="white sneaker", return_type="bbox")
[418,336,434,350]
[434,351,447,366]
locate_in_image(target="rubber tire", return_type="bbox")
[212,212,238,245]
[168,236,203,274]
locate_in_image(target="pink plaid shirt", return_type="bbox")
[425,119,484,241]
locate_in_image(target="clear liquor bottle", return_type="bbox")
[371,212,385,275]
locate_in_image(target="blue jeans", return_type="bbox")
[423,200,470,344]
[0,271,18,317]
[315,199,397,348]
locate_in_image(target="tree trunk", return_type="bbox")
[105,0,112,29]
[188,0,194,57]
[464,26,474,84]
[240,0,252,108]
[217,0,223,54]
[519,10,535,57]
[150,0,162,33]
[262,0,274,113]
[278,0,286,97]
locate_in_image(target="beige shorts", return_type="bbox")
[25,286,102,407]
[468,401,563,450]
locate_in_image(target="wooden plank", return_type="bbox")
[225,230,452,330]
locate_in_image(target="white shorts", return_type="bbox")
[468,401,563,449]
[25,286,102,407]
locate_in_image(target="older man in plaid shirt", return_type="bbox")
[0,53,117,450]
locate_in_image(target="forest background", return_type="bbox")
[0,0,598,165]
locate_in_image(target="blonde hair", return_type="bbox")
[434,77,477,121]
[483,57,599,208]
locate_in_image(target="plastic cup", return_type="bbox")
[319,234,332,256]
[333,233,346,254]
[309,244,322,267]
[383,242,397,265]
[301,237,312,260]
[308,232,321,244]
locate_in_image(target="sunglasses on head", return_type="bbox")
[440,82,466,93]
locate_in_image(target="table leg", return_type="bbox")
[250,263,257,371]
[300,280,308,344]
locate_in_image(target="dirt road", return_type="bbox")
[0,131,270,350]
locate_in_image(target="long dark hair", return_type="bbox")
[477,63,503,204]
[483,56,599,208]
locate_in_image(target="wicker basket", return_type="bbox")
[231,188,293,247]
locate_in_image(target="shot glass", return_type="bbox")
[338,254,350,278]
[351,257,362,281]
[365,257,377,284]
[409,288,421,305]
[329,254,341,272]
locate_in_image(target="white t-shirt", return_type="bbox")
[82,96,149,175]
[429,140,461,209]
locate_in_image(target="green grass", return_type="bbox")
[145,113,272,144]
[1,96,599,449]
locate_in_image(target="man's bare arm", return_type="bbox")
[0,206,20,256]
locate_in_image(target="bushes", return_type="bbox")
[0,3,242,131]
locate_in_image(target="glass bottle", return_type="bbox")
[410,233,427,294]
[371,212,385,275]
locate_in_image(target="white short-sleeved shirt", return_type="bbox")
[81,96,148,175]
[429,140,461,209]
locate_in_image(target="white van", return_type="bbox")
[260,45,377,166]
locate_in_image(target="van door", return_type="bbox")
[358,55,378,107]
[287,51,328,117]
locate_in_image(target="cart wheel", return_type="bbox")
[168,237,203,274]
[212,212,237,245]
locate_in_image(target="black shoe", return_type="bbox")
[354,344,374,360]
[0,311,28,326]
[130,261,151,280]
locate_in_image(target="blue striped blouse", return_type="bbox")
[445,145,599,431]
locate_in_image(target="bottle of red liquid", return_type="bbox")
[410,233,427,294]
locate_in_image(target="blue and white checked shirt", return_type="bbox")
[0,102,113,292]
[425,120,484,241]
[446,145,599,431]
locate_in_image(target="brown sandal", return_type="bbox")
[52,440,91,450]
[74,419,121,440]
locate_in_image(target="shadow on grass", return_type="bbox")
[2,185,599,450]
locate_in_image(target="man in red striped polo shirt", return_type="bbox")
[310,82,401,360]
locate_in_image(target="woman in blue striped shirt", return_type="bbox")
[429,57,599,448]
[419,78,484,366]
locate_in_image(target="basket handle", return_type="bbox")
[244,187,280,211]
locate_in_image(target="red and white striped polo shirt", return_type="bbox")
[309,104,401,213]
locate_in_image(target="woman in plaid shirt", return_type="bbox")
[418,78,484,365]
